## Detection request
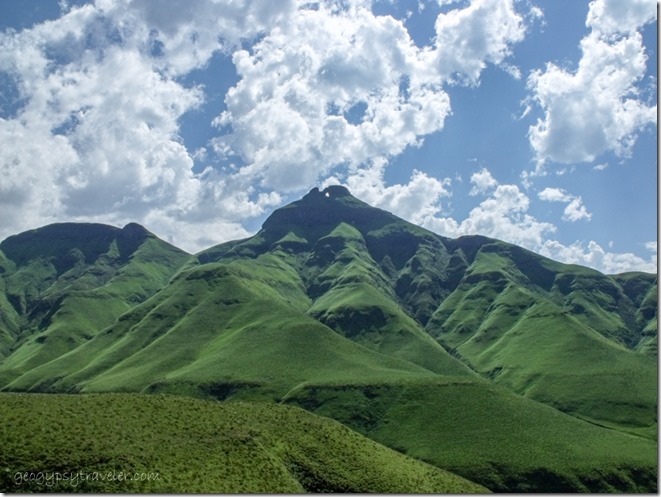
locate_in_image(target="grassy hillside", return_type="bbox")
[5,260,438,395]
[0,250,20,358]
[3,194,475,393]
[0,223,190,385]
[0,393,487,493]
[613,272,658,356]
[284,378,657,493]
[303,221,474,375]
[426,242,657,431]
[0,186,656,493]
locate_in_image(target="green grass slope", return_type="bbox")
[192,187,480,377]
[304,222,474,376]
[426,241,657,432]
[4,259,438,396]
[1,188,473,396]
[0,250,21,358]
[251,190,656,433]
[285,378,657,493]
[0,223,190,385]
[613,272,658,356]
[0,393,486,493]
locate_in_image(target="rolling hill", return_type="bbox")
[284,378,657,492]
[0,185,656,492]
[0,393,487,493]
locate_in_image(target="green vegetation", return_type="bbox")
[426,244,658,431]
[0,186,656,493]
[0,393,486,493]
[0,223,190,386]
[285,378,657,492]
[5,260,437,396]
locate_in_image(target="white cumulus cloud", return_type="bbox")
[538,187,591,222]
[0,0,290,252]
[433,0,526,84]
[374,168,649,274]
[540,239,656,274]
[0,0,532,251]
[586,0,656,36]
[562,197,592,222]
[526,0,656,166]
[469,167,498,195]
[538,187,572,202]
[213,0,529,193]
[324,162,452,227]
[425,182,557,249]
[0,0,653,276]
[213,1,452,193]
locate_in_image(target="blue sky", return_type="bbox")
[0,0,656,273]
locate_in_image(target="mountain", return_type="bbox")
[0,223,190,385]
[0,186,656,492]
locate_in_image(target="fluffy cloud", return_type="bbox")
[0,8,197,231]
[562,198,592,222]
[213,1,452,192]
[0,0,290,252]
[323,162,452,227]
[527,0,656,166]
[0,0,653,275]
[538,187,591,222]
[469,168,498,195]
[424,182,556,250]
[540,239,657,275]
[330,165,558,256]
[433,0,525,84]
[0,119,76,229]
[214,0,528,192]
[113,0,296,75]
[586,0,656,36]
[0,0,531,252]
[365,167,557,250]
[538,187,571,202]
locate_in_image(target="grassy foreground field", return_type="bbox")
[0,392,487,493]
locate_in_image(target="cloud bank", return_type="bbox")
[0,0,655,274]
[0,0,527,249]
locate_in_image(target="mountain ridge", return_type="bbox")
[0,186,656,492]
[0,187,655,400]
[0,221,190,382]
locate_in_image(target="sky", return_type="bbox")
[0,0,657,274]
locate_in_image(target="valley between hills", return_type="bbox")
[0,185,657,493]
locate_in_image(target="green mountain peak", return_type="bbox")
[260,185,409,242]
[0,190,656,493]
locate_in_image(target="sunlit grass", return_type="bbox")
[0,392,487,493]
